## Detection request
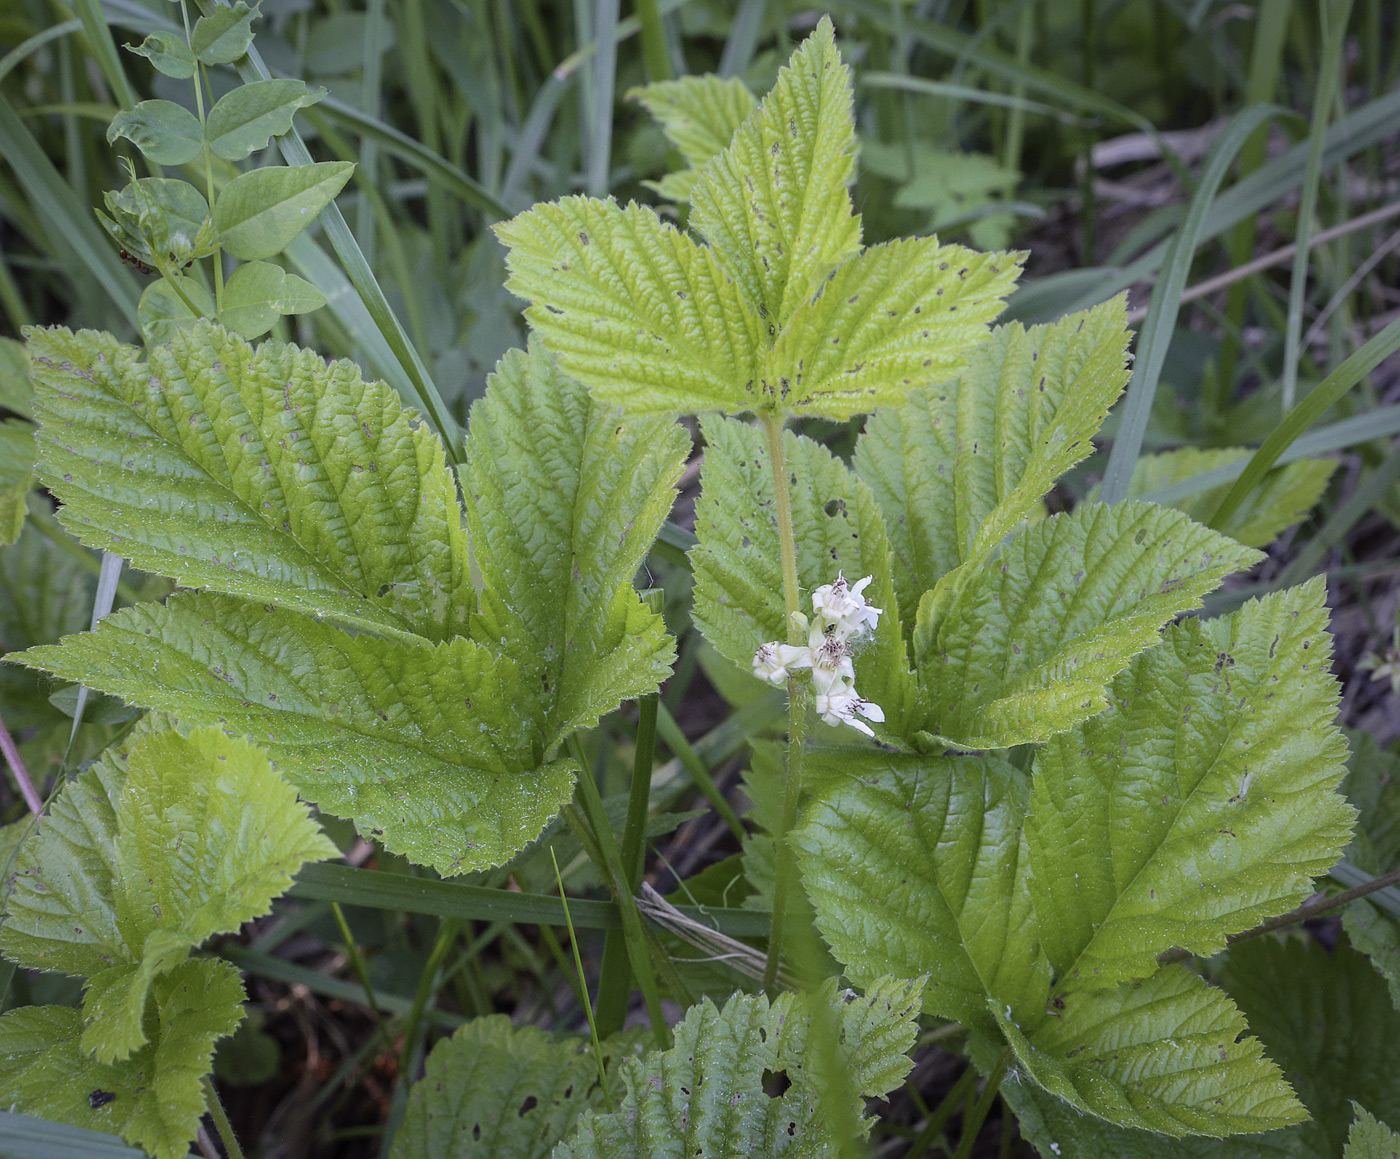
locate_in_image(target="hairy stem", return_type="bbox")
[202,1075,246,1159]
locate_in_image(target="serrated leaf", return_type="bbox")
[214,161,354,261]
[792,750,1049,1034]
[855,298,1132,625]
[1346,1106,1400,1159]
[1106,446,1336,548]
[106,100,203,167]
[765,238,1022,419]
[495,195,765,416]
[14,593,577,876]
[910,500,1260,750]
[0,959,245,1159]
[137,276,214,346]
[25,321,470,640]
[629,74,756,202]
[995,965,1305,1137]
[1222,936,1400,1157]
[688,17,861,330]
[689,414,915,735]
[0,417,35,545]
[189,0,259,65]
[205,79,326,162]
[1025,580,1354,991]
[556,977,924,1159]
[125,31,197,79]
[218,260,326,338]
[391,1018,645,1159]
[1,727,334,1061]
[1341,731,1400,1007]
[461,344,686,746]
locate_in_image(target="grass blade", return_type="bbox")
[585,0,619,196]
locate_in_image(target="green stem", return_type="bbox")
[761,412,802,638]
[397,917,459,1077]
[951,1048,1012,1159]
[908,1063,981,1159]
[635,0,672,82]
[178,0,221,314]
[330,901,392,1047]
[654,703,745,839]
[551,848,612,1106]
[202,1075,246,1159]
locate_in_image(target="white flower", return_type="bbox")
[811,572,882,638]
[814,686,886,737]
[808,632,855,694]
[752,641,811,686]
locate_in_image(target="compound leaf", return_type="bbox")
[1025,580,1354,991]
[629,74,756,202]
[26,321,470,641]
[0,959,245,1159]
[688,17,861,331]
[855,298,1131,625]
[556,977,924,1159]
[15,593,576,876]
[462,344,686,748]
[792,750,1049,1035]
[496,195,764,416]
[998,965,1305,1138]
[911,500,1260,750]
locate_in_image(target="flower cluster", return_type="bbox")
[753,573,885,736]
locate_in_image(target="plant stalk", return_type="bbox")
[951,1048,1012,1159]
[202,1075,246,1159]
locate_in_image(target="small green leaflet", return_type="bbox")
[97,178,217,269]
[689,415,916,734]
[0,960,245,1159]
[1,727,336,1061]
[1025,579,1354,989]
[461,343,687,748]
[1103,445,1336,549]
[910,500,1259,750]
[629,74,756,201]
[205,78,327,162]
[1346,1106,1400,1159]
[125,31,197,79]
[391,1017,646,1159]
[26,321,471,641]
[189,0,259,65]
[106,100,202,167]
[856,298,1132,625]
[214,161,354,261]
[137,276,215,346]
[218,260,327,339]
[555,977,924,1159]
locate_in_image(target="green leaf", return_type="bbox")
[0,335,33,417]
[1346,1106,1400,1159]
[461,343,687,747]
[99,178,218,269]
[762,238,1022,420]
[137,276,215,346]
[1,727,335,1061]
[792,750,1049,1034]
[496,195,765,416]
[1105,446,1336,549]
[996,965,1305,1137]
[189,0,259,65]
[0,959,245,1159]
[205,78,327,162]
[855,298,1132,626]
[0,417,35,545]
[1025,580,1354,991]
[214,161,354,261]
[1340,732,1400,1006]
[25,321,470,641]
[391,1017,645,1159]
[629,74,756,202]
[125,31,197,79]
[689,415,916,735]
[218,260,326,339]
[106,100,203,167]
[556,977,924,1158]
[910,501,1260,750]
[14,593,577,876]
[688,17,861,330]
[1221,936,1400,1157]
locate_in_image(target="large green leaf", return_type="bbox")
[763,238,1022,420]
[1221,936,1400,1158]
[15,594,575,876]
[1,727,335,1061]
[1346,1106,1400,1159]
[391,1017,645,1159]
[689,415,915,734]
[687,17,861,331]
[462,344,686,747]
[854,298,1131,626]
[792,750,1048,1034]
[495,195,765,416]
[629,74,756,202]
[26,322,471,641]
[1025,580,1353,991]
[0,959,245,1159]
[995,965,1305,1137]
[556,977,924,1159]
[910,500,1259,750]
